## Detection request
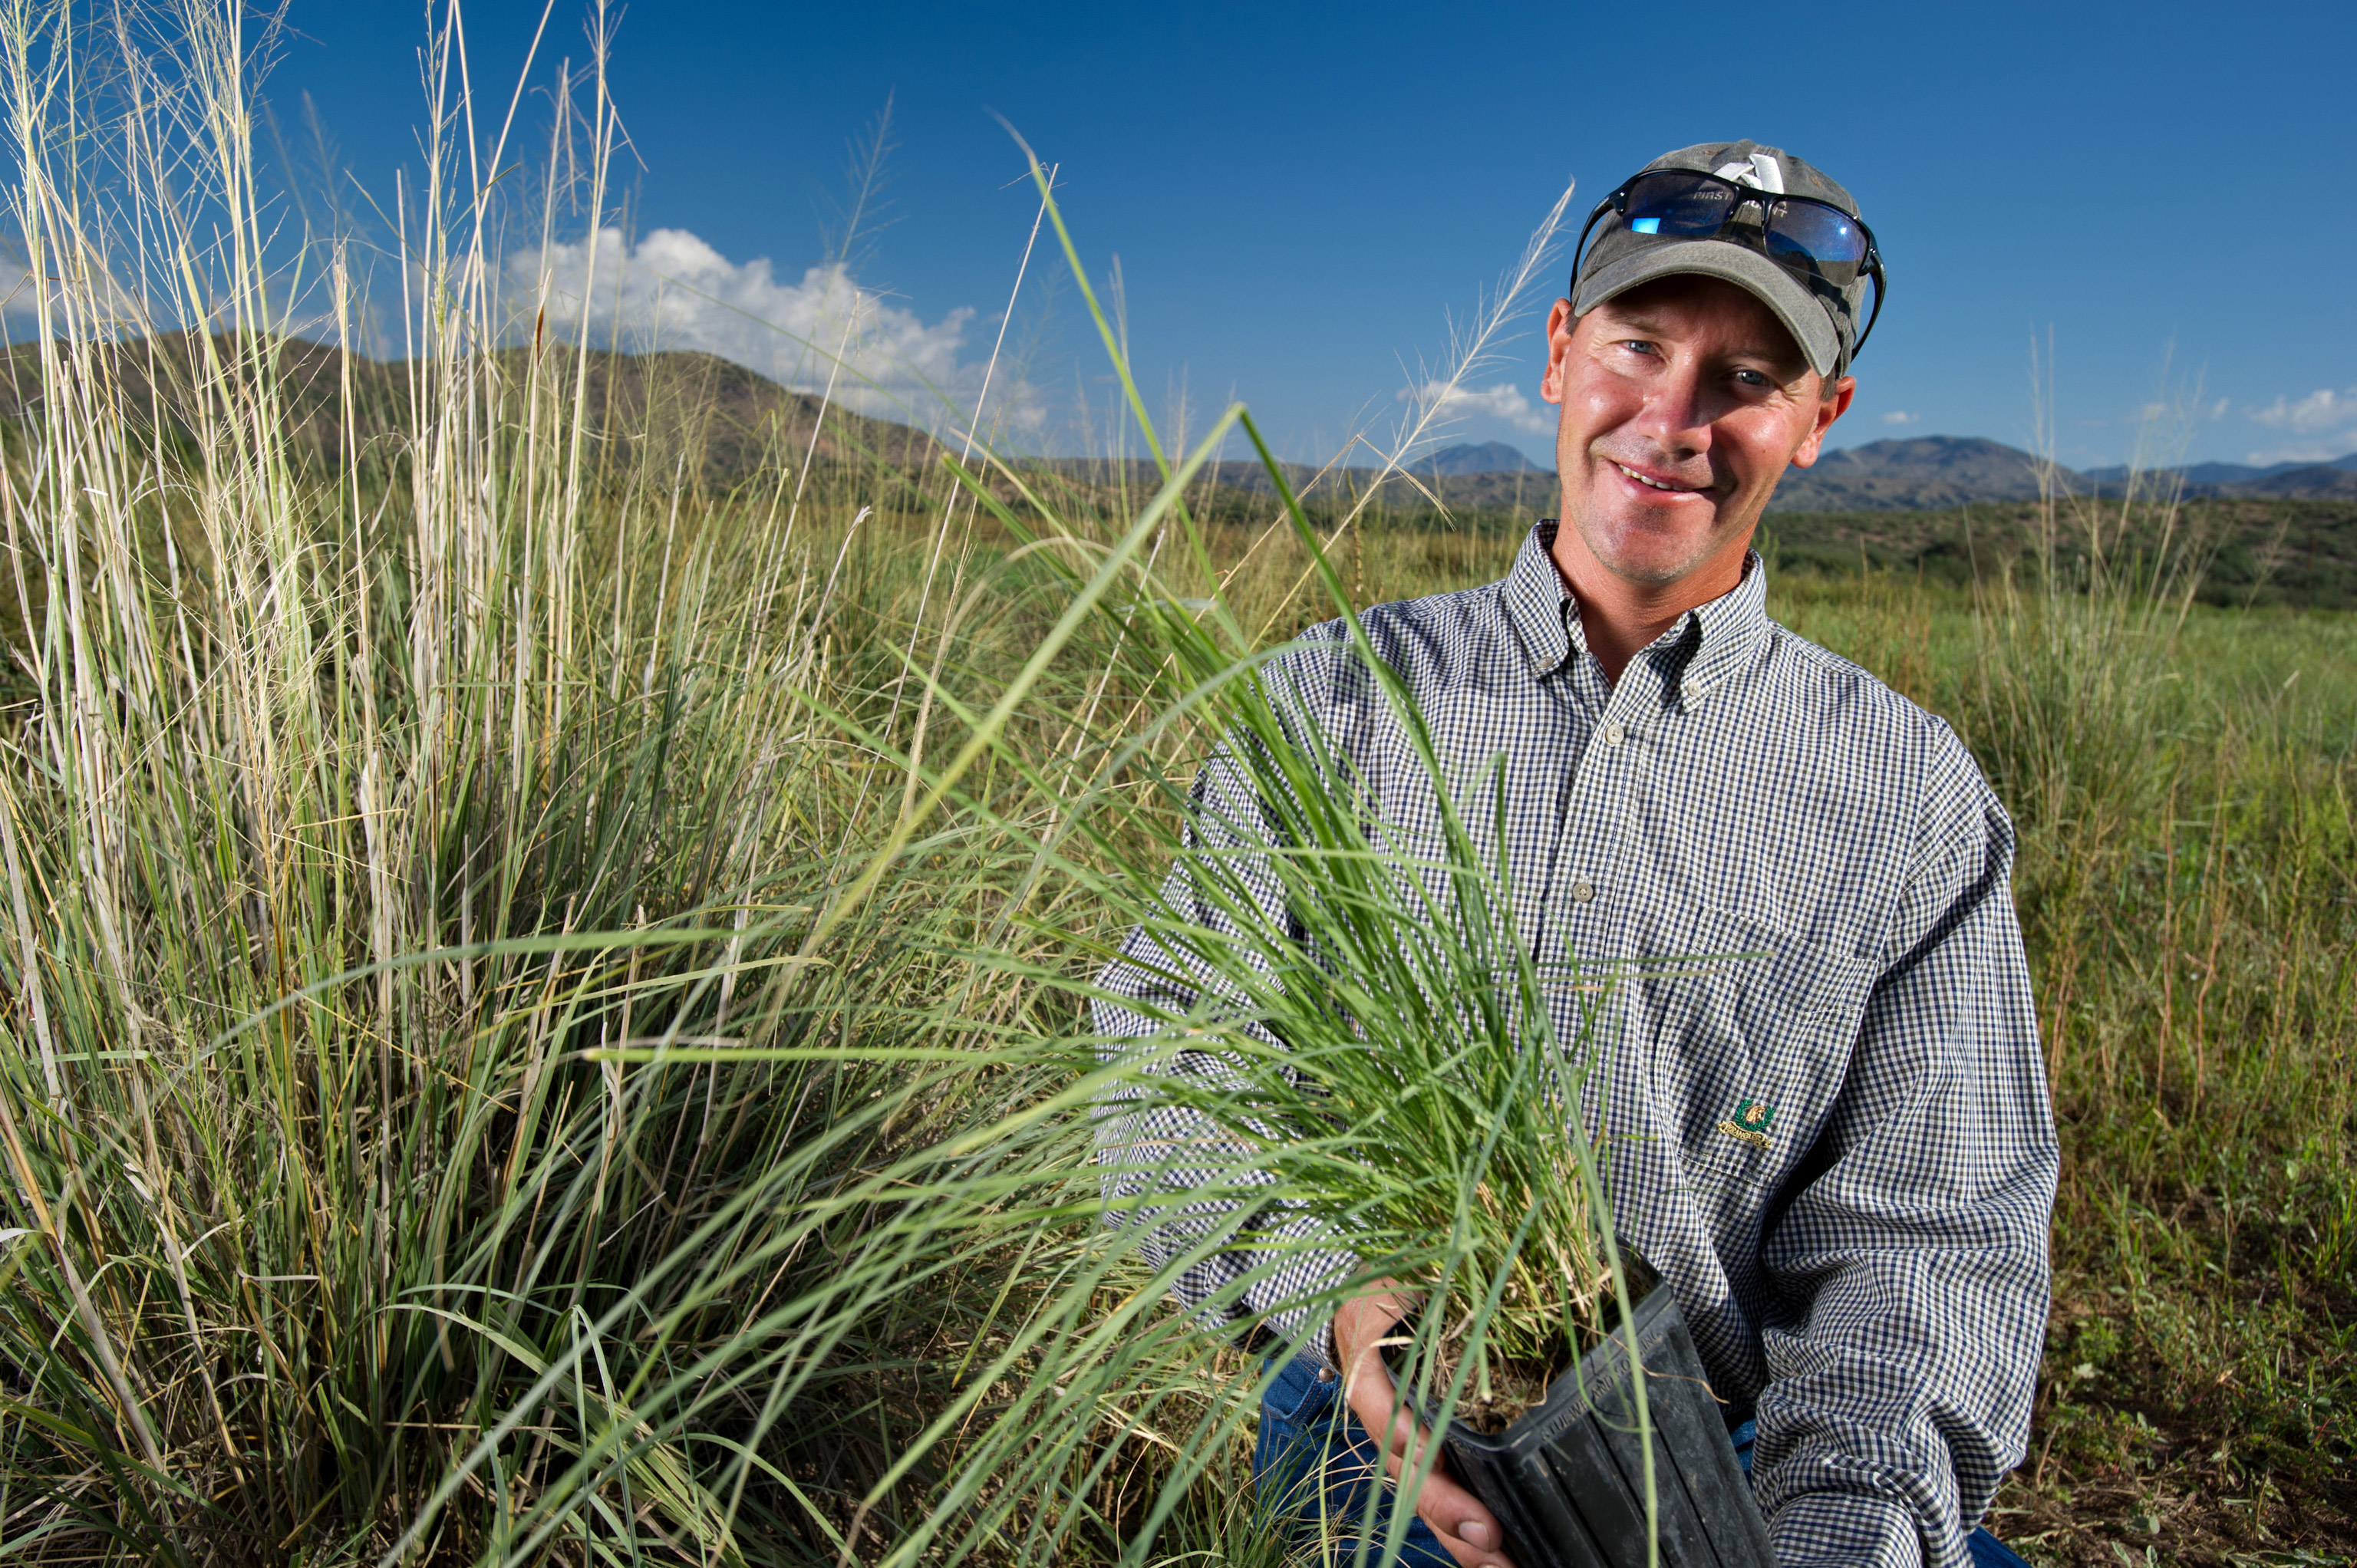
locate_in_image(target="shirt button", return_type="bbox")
[1570,878,1597,904]
[1602,722,1626,747]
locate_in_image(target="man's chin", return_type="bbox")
[1579,532,1723,588]
[1596,551,1716,588]
[1561,495,1760,589]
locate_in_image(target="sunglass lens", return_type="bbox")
[1621,173,1735,237]
[1764,202,1867,285]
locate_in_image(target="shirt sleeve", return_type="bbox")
[1090,730,1359,1368]
[1749,735,2059,1568]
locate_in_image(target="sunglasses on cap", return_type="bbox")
[1571,170,1887,358]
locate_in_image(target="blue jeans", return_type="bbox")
[1257,1355,2032,1566]
[1256,1352,1454,1565]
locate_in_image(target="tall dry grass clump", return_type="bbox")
[0,2,1120,1560]
[0,4,1642,1565]
[1964,351,2212,852]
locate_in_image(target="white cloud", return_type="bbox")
[2250,387,2357,436]
[2240,385,2357,464]
[0,259,38,317]
[505,227,1028,429]
[2245,443,2356,466]
[0,255,147,329]
[1396,378,1553,434]
[1880,409,1920,426]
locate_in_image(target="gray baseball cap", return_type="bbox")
[1571,140,1880,379]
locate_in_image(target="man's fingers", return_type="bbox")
[1340,1373,1514,1567]
[1432,1520,1520,1568]
[1405,1463,1515,1566]
[1355,1418,1518,1568]
[1330,1292,1515,1566]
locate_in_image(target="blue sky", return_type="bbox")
[266,0,2357,471]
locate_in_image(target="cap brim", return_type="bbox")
[1572,242,1843,380]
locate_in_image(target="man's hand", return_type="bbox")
[1333,1286,1519,1568]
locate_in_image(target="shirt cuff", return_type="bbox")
[1765,1491,1924,1568]
[1258,1297,1340,1369]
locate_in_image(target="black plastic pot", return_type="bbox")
[1394,1286,1774,1568]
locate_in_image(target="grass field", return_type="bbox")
[0,5,2349,1565]
[1762,501,2357,613]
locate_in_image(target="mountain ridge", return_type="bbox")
[0,331,945,486]
[1403,434,2357,511]
[1413,441,1544,476]
[2080,453,2357,485]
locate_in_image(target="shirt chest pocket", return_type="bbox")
[1635,908,1877,1188]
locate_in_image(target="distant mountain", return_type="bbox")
[1073,433,2355,517]
[0,332,943,486]
[2080,452,2357,486]
[2214,463,2357,500]
[1389,433,2357,509]
[1413,441,1546,476]
[2074,451,2357,502]
[1771,436,2048,511]
[1770,436,2357,511]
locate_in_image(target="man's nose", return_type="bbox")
[1630,362,1715,457]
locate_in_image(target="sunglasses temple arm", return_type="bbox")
[1851,265,1887,362]
[1565,196,1617,301]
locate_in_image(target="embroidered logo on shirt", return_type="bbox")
[1718,1097,1775,1151]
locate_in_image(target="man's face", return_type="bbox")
[1540,275,1854,591]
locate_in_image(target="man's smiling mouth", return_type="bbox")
[1610,460,1706,494]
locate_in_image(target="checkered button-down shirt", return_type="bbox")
[1093,522,2057,1568]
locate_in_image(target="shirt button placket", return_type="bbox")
[1561,713,1616,921]
[1574,699,1643,933]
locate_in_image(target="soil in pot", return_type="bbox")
[1392,1257,1659,1435]
[1390,1283,1773,1568]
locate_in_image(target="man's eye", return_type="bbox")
[1731,367,1772,389]
[1620,339,1660,356]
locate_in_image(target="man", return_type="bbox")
[1096,141,2056,1568]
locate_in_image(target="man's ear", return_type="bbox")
[1538,298,1577,404]
[1788,374,1857,468]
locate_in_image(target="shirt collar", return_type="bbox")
[1505,521,1773,704]
[1502,523,1575,676]
[1672,546,1772,706]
